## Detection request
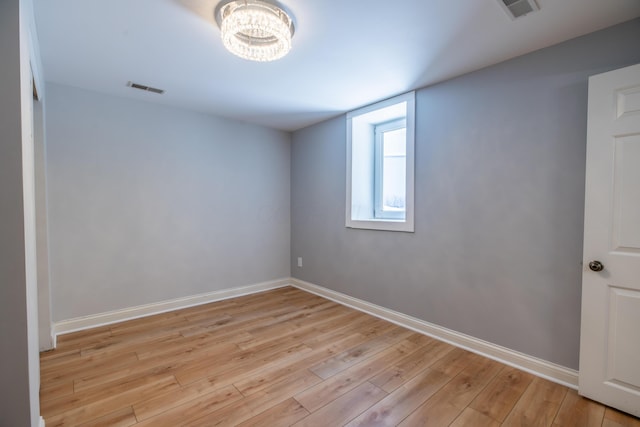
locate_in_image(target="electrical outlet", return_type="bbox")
[297,257,303,268]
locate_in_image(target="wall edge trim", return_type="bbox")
[52,278,290,339]
[291,277,579,389]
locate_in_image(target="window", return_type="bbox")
[375,119,406,220]
[346,92,415,232]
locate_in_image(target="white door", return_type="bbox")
[579,63,640,417]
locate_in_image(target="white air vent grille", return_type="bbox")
[127,81,165,94]
[499,0,539,19]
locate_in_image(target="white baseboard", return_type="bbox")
[291,278,579,389]
[49,275,579,389]
[52,278,290,339]
[39,415,45,427]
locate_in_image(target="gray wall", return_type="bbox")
[291,19,640,370]
[0,0,41,425]
[46,83,291,322]
[0,2,32,424]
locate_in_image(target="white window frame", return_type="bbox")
[346,91,415,232]
[374,118,407,220]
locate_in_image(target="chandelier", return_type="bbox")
[215,0,295,62]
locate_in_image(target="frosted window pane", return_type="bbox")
[382,128,406,211]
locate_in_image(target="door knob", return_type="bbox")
[588,260,604,272]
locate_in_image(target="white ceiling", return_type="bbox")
[34,0,640,131]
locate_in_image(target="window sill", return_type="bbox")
[346,218,414,233]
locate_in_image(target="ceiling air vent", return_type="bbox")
[499,0,539,19]
[126,81,165,94]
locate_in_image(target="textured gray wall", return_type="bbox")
[46,83,291,322]
[291,19,640,369]
[0,0,40,425]
[0,3,31,424]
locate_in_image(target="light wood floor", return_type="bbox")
[40,287,639,427]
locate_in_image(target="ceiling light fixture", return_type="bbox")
[215,0,295,62]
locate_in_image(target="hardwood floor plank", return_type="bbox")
[174,341,312,386]
[450,407,501,427]
[79,331,184,358]
[603,418,640,427]
[238,304,353,350]
[501,377,568,427]
[236,398,310,427]
[42,347,137,371]
[233,333,368,397]
[107,311,188,336]
[177,299,239,318]
[345,368,451,427]
[236,310,354,356]
[369,337,454,393]
[40,348,82,370]
[184,369,322,426]
[430,347,483,377]
[77,406,137,427]
[356,318,404,339]
[55,327,112,350]
[133,384,243,427]
[178,314,276,338]
[602,408,640,427]
[202,340,322,395]
[404,332,438,348]
[397,357,504,426]
[309,314,395,343]
[245,300,340,333]
[552,389,605,427]
[469,366,534,422]
[40,380,74,403]
[295,337,424,413]
[134,330,253,361]
[42,372,178,416]
[301,313,383,349]
[41,352,140,388]
[44,375,179,426]
[304,311,370,339]
[309,326,413,379]
[177,292,320,339]
[293,381,387,427]
[73,341,238,393]
[132,377,229,421]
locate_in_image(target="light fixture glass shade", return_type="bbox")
[216,0,295,62]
